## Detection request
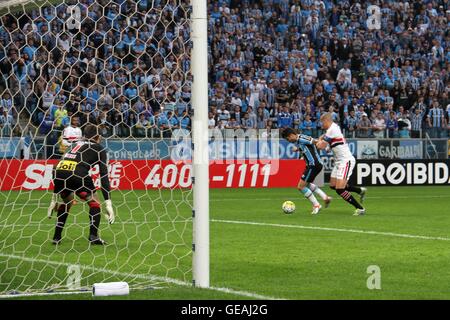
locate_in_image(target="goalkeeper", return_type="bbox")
[48,124,115,245]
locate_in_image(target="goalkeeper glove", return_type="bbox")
[104,199,115,224]
[47,194,58,219]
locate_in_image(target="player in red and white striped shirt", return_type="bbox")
[316,113,367,216]
[60,116,82,153]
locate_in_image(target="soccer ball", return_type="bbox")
[282,201,296,214]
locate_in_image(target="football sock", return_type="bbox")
[88,202,101,238]
[53,203,71,240]
[301,187,320,206]
[309,183,328,200]
[336,189,364,209]
[346,184,362,194]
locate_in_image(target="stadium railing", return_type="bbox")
[342,128,450,139]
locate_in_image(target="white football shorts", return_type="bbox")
[331,158,356,181]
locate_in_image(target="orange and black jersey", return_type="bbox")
[55,141,110,200]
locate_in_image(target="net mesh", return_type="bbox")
[0,0,193,295]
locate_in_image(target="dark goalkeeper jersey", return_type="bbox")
[55,140,111,200]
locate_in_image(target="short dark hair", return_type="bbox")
[281,127,297,139]
[84,124,99,140]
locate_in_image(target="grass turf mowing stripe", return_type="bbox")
[0,221,191,228]
[1,194,449,206]
[5,216,450,242]
[0,253,282,300]
[212,219,450,242]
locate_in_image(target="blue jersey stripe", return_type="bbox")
[296,134,322,166]
[313,146,322,164]
[299,145,315,166]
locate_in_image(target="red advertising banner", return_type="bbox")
[0,159,306,191]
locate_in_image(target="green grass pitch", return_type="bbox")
[1,186,450,300]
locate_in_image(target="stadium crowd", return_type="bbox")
[0,0,449,140]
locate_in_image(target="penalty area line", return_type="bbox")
[0,253,282,300]
[212,219,450,242]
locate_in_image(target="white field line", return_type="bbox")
[212,219,450,242]
[0,291,91,299]
[0,253,282,300]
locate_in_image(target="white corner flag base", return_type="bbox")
[92,282,130,297]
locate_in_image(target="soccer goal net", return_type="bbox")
[0,0,208,297]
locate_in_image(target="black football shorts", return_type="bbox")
[53,160,96,198]
[301,164,323,183]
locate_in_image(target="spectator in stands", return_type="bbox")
[230,105,243,124]
[208,112,216,129]
[167,111,180,131]
[0,108,14,136]
[256,107,268,129]
[242,111,256,130]
[216,120,226,130]
[53,99,68,130]
[226,117,240,129]
[157,110,170,138]
[305,62,318,83]
[124,111,137,137]
[277,105,293,129]
[386,111,398,138]
[411,96,427,114]
[344,109,358,138]
[372,112,386,139]
[427,99,446,138]
[0,0,448,144]
[398,114,412,138]
[0,92,13,116]
[179,110,191,131]
[337,62,352,84]
[98,110,111,136]
[396,106,408,120]
[217,104,230,124]
[300,114,315,136]
[411,108,424,138]
[356,113,371,138]
[275,80,290,105]
[291,104,302,128]
[39,109,54,135]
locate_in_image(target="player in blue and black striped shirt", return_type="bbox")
[282,128,332,215]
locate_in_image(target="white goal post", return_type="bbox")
[191,0,209,288]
